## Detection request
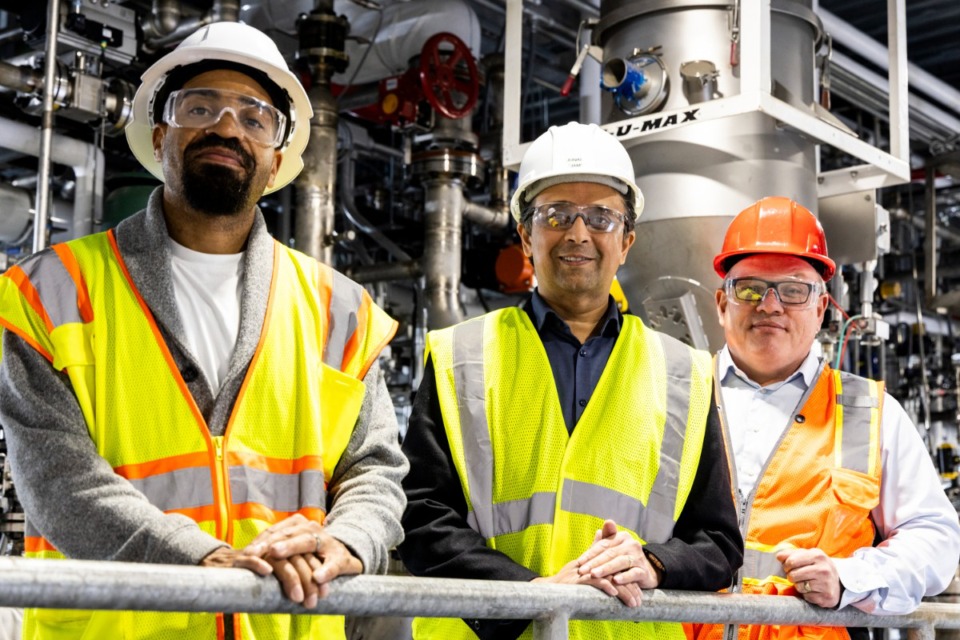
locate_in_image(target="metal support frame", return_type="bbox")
[34,0,61,253]
[3,557,960,638]
[925,164,937,304]
[500,0,911,200]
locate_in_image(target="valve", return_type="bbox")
[419,32,479,119]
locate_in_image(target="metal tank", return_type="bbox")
[596,0,822,350]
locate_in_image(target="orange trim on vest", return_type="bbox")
[225,450,325,475]
[356,303,398,381]
[342,296,367,376]
[0,317,53,363]
[167,504,220,523]
[232,502,326,525]
[52,244,94,323]
[106,229,226,539]
[4,265,54,333]
[24,536,57,553]
[113,451,213,480]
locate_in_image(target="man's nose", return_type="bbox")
[563,214,591,241]
[755,287,785,312]
[205,109,243,139]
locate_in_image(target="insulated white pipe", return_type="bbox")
[1,117,104,243]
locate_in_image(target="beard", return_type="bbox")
[181,134,258,216]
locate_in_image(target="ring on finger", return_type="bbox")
[803,581,812,594]
[313,533,323,554]
[625,555,634,569]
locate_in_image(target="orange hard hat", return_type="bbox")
[713,196,836,281]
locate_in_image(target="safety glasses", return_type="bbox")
[526,202,626,233]
[724,277,823,306]
[162,88,286,148]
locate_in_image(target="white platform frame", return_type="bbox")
[500,0,911,199]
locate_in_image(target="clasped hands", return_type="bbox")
[533,519,660,607]
[200,513,361,609]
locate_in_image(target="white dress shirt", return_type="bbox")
[718,345,960,614]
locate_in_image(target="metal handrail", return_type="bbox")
[0,557,956,640]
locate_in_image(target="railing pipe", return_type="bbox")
[1,557,960,635]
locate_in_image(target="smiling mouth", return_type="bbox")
[559,256,592,264]
[752,323,786,331]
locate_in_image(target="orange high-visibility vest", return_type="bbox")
[689,363,882,640]
[0,229,397,640]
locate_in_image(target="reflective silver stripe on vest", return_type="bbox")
[18,249,85,327]
[229,467,327,512]
[641,333,694,543]
[560,478,673,539]
[837,373,877,474]
[742,547,787,580]
[126,467,215,512]
[324,270,364,371]
[452,318,496,538]
[466,491,557,536]
[836,394,879,409]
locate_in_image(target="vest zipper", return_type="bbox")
[212,436,231,540]
[211,436,236,638]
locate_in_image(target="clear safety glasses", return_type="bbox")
[526,202,627,233]
[162,88,287,148]
[724,277,823,306]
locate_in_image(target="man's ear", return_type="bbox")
[266,150,283,188]
[518,221,533,258]
[151,124,167,162]
[715,288,728,328]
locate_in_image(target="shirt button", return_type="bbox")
[579,349,587,357]
[181,365,200,383]
[578,399,587,407]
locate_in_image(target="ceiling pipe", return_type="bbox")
[821,9,960,118]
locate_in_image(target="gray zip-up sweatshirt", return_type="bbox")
[0,187,408,573]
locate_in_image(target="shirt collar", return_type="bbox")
[717,344,823,390]
[527,289,623,338]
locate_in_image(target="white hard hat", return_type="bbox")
[509,122,644,223]
[125,21,313,195]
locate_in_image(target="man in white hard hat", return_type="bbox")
[399,121,743,640]
[0,22,407,640]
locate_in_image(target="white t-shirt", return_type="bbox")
[168,238,243,396]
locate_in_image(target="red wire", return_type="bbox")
[828,294,850,320]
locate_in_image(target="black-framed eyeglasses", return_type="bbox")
[525,202,626,234]
[724,277,822,306]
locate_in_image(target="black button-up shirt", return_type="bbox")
[526,290,622,433]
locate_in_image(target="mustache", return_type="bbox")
[185,134,255,171]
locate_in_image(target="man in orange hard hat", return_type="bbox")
[694,196,960,640]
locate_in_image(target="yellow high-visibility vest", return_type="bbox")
[0,230,397,640]
[417,308,712,640]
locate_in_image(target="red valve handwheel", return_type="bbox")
[419,32,479,119]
